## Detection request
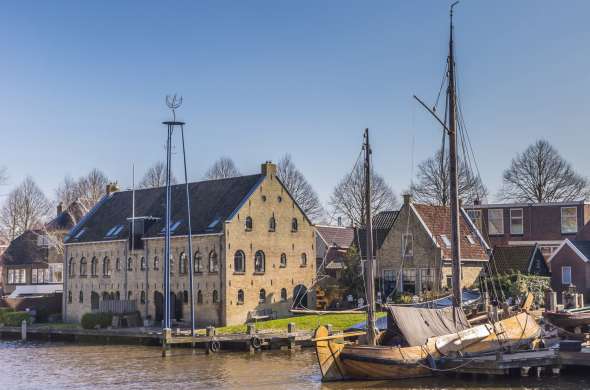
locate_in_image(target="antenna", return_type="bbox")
[166,94,183,122]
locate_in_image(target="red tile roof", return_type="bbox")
[412,204,489,261]
[316,225,355,249]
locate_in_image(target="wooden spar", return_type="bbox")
[448,1,463,309]
[290,309,367,315]
[312,331,367,342]
[364,128,377,345]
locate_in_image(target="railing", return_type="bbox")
[98,300,137,314]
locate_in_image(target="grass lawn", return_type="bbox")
[206,312,386,335]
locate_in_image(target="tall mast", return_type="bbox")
[364,128,377,345]
[448,1,462,308]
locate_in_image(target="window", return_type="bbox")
[291,218,298,232]
[68,291,72,304]
[170,256,175,274]
[280,288,287,302]
[90,257,98,276]
[183,290,189,304]
[300,253,308,267]
[127,257,133,271]
[179,252,187,274]
[255,250,265,273]
[153,256,160,271]
[259,289,266,304]
[402,233,413,257]
[140,291,146,304]
[103,257,111,276]
[194,251,203,273]
[510,208,523,235]
[102,291,110,301]
[197,290,203,304]
[91,292,99,311]
[237,289,244,305]
[245,217,253,231]
[234,250,245,273]
[140,257,146,271]
[209,251,219,272]
[212,290,219,304]
[269,216,276,232]
[32,269,47,284]
[488,209,504,235]
[562,266,572,285]
[49,263,62,283]
[280,253,287,268]
[115,258,121,272]
[440,235,451,248]
[9,269,26,284]
[127,291,132,300]
[115,291,120,300]
[402,268,417,294]
[467,210,482,231]
[80,257,87,276]
[561,207,578,234]
[79,291,84,303]
[420,269,434,292]
[466,235,476,245]
[37,234,50,247]
[68,258,75,277]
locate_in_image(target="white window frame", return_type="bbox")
[510,208,524,235]
[561,266,572,285]
[488,209,504,235]
[561,207,578,234]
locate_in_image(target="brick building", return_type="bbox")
[377,195,489,298]
[62,162,315,326]
[546,240,590,301]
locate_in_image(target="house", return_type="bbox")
[546,239,590,301]
[356,210,399,260]
[490,245,549,276]
[62,162,316,326]
[377,195,489,298]
[315,225,355,279]
[464,200,590,257]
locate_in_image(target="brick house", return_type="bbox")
[62,162,315,326]
[464,200,590,257]
[377,195,489,298]
[546,240,590,301]
[315,225,355,280]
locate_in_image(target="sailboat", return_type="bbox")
[313,3,541,381]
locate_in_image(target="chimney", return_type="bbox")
[106,182,119,195]
[261,161,277,177]
[56,202,63,216]
[403,193,412,205]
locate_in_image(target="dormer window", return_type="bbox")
[73,228,87,240]
[160,220,182,234]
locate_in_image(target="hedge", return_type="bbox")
[81,312,113,329]
[0,307,15,324]
[3,311,32,326]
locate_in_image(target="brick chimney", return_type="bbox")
[474,198,481,206]
[403,193,412,205]
[56,202,63,216]
[106,182,119,195]
[261,161,277,177]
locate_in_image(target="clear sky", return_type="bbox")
[1,1,589,212]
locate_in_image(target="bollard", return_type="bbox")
[287,322,296,334]
[546,291,557,312]
[247,323,256,335]
[162,328,172,357]
[21,320,27,341]
[577,294,584,309]
[520,366,530,377]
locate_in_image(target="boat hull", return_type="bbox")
[544,311,590,330]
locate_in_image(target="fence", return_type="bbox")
[98,300,137,314]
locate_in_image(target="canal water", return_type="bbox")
[0,341,588,389]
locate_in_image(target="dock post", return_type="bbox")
[21,320,27,341]
[520,366,530,377]
[162,328,172,357]
[546,290,557,312]
[551,367,561,376]
[326,324,333,335]
[247,323,256,335]
[206,326,217,355]
[535,367,544,377]
[287,323,296,350]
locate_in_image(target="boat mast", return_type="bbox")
[364,128,377,345]
[448,1,462,309]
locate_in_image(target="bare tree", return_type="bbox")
[204,157,241,180]
[55,169,110,210]
[0,166,7,186]
[55,175,79,207]
[0,177,50,240]
[330,163,398,227]
[139,161,177,188]
[500,140,588,203]
[410,150,488,206]
[277,154,324,222]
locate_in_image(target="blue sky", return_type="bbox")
[1,1,589,210]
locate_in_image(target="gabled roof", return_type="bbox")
[65,174,264,244]
[373,210,399,231]
[46,201,87,231]
[355,210,400,258]
[412,203,488,261]
[491,245,541,274]
[547,239,590,263]
[1,230,48,266]
[315,225,355,249]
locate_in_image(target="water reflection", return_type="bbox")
[0,341,586,390]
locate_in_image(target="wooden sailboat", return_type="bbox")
[313,3,541,381]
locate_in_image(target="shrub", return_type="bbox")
[0,307,15,324]
[81,312,113,329]
[4,311,32,326]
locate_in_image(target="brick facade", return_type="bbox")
[547,241,590,302]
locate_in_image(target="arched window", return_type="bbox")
[80,257,87,276]
[194,251,202,273]
[234,250,245,273]
[237,289,244,305]
[68,258,75,277]
[268,216,276,232]
[291,218,298,232]
[115,291,121,300]
[102,291,110,301]
[127,257,133,271]
[115,258,121,271]
[170,256,175,274]
[259,289,266,304]
[280,253,287,268]
[179,252,187,274]
[140,290,146,304]
[79,290,84,303]
[127,291,132,300]
[153,256,160,271]
[209,251,218,273]
[140,257,146,271]
[109,292,115,300]
[91,291,99,310]
[183,290,188,304]
[68,290,72,304]
[254,250,265,273]
[90,257,98,276]
[300,253,307,267]
[103,257,111,276]
[281,288,287,302]
[212,290,219,304]
[245,216,253,231]
[197,290,203,304]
